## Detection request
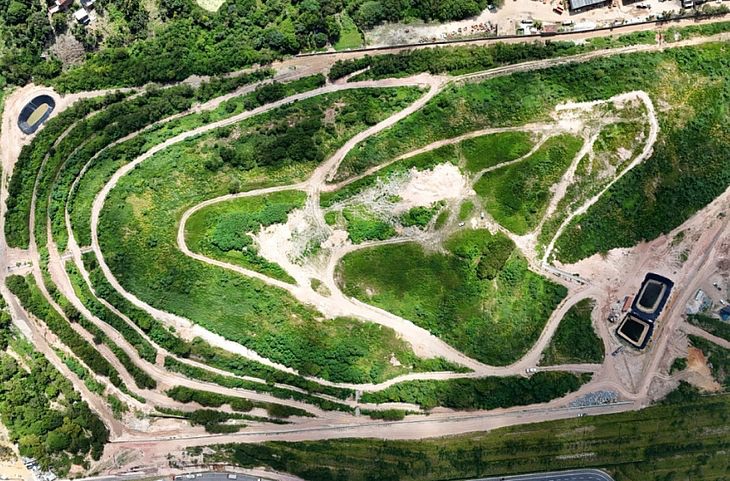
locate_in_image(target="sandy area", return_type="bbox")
[397,163,473,211]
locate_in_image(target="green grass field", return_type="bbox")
[215,391,730,481]
[334,14,363,51]
[337,229,567,365]
[97,87,446,384]
[462,131,534,175]
[474,134,583,235]
[540,298,604,365]
[186,190,306,282]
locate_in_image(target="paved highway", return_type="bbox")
[470,469,614,481]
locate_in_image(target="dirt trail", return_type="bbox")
[681,322,730,350]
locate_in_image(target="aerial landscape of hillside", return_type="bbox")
[0,1,729,481]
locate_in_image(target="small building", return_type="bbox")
[720,306,730,322]
[74,8,90,24]
[80,0,95,8]
[568,0,610,11]
[622,295,633,312]
[49,0,73,14]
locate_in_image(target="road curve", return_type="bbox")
[471,468,614,481]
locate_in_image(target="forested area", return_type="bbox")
[0,0,503,92]
[0,333,108,474]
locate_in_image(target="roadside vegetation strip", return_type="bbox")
[359,372,590,410]
[460,130,535,175]
[39,266,157,393]
[327,31,658,82]
[337,229,567,366]
[68,74,324,248]
[6,274,129,393]
[5,93,126,248]
[65,262,158,364]
[166,385,314,419]
[97,87,446,384]
[185,190,307,283]
[218,392,730,481]
[474,133,583,235]
[163,357,353,414]
[0,336,109,476]
[687,314,730,343]
[540,299,604,366]
[43,86,203,251]
[155,406,288,434]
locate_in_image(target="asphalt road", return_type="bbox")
[469,468,614,481]
[172,473,266,481]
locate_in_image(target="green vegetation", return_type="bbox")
[68,75,325,249]
[56,350,105,395]
[687,314,730,342]
[540,299,604,365]
[98,87,443,383]
[400,203,443,228]
[690,336,729,389]
[343,206,396,243]
[334,13,363,50]
[66,262,158,364]
[337,44,730,263]
[0,338,108,475]
[462,131,534,175]
[164,357,353,413]
[457,200,474,221]
[166,385,312,418]
[186,190,306,282]
[474,134,582,234]
[5,94,125,248]
[7,274,127,389]
[670,357,688,374]
[216,392,730,480]
[329,32,657,82]
[338,229,567,365]
[361,372,589,410]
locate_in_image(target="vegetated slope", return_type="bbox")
[337,229,567,365]
[554,71,730,262]
[186,190,307,283]
[538,117,649,251]
[540,298,604,365]
[222,392,730,481]
[68,74,325,249]
[337,43,730,264]
[99,87,442,384]
[690,335,729,389]
[474,134,583,234]
[359,372,590,409]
